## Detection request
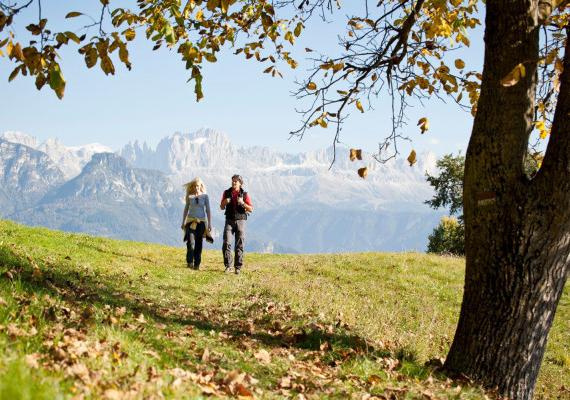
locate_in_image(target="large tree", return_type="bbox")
[283,3,570,397]
[2,0,569,398]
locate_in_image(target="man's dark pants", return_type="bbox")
[185,222,205,267]
[223,219,246,269]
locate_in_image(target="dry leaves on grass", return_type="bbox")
[254,349,271,364]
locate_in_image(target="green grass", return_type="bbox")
[0,219,568,399]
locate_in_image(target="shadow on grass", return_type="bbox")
[0,245,440,379]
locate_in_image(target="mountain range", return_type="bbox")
[0,129,443,253]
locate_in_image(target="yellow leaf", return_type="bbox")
[294,22,303,37]
[407,150,417,166]
[12,43,24,61]
[500,63,526,87]
[332,62,344,73]
[195,9,204,22]
[349,148,362,161]
[357,167,368,179]
[221,0,230,13]
[100,56,115,75]
[417,117,429,134]
[454,59,465,69]
[8,66,19,82]
[306,82,317,91]
[124,28,136,41]
[85,47,97,68]
[356,100,364,113]
[318,118,328,128]
[65,11,83,18]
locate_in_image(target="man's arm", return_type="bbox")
[241,194,254,213]
[220,193,230,210]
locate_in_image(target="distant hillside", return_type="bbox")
[0,221,567,399]
[1,129,443,253]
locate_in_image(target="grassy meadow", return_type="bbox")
[0,219,568,399]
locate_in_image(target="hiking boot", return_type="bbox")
[234,268,241,275]
[194,264,200,270]
[187,263,193,269]
[224,266,231,273]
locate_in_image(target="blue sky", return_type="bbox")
[0,1,483,155]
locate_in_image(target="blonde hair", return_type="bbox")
[184,177,206,198]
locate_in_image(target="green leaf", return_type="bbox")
[294,22,303,37]
[48,64,66,99]
[194,74,204,101]
[163,25,176,45]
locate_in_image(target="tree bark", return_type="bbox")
[444,1,570,399]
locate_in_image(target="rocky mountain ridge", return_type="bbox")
[0,129,443,253]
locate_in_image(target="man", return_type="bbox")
[220,174,253,274]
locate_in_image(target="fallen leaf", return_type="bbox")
[7,324,26,338]
[143,350,160,359]
[67,362,90,383]
[235,382,253,397]
[224,370,245,385]
[278,376,292,388]
[201,347,210,362]
[32,267,43,279]
[103,389,123,400]
[24,353,41,369]
[254,349,271,364]
[200,384,218,395]
[358,167,368,179]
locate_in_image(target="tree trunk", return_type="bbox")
[444,1,570,399]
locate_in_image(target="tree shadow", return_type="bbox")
[0,245,444,380]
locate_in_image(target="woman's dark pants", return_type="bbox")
[185,222,205,268]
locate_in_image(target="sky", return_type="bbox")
[0,1,483,156]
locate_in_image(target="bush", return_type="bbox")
[427,216,465,256]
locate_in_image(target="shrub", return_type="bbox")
[427,216,465,256]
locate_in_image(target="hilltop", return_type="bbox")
[0,221,568,399]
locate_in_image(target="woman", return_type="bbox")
[181,177,212,270]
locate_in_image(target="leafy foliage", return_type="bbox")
[0,0,305,100]
[425,153,465,217]
[427,216,465,256]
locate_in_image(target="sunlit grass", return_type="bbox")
[0,220,567,399]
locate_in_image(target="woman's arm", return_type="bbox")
[181,197,189,229]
